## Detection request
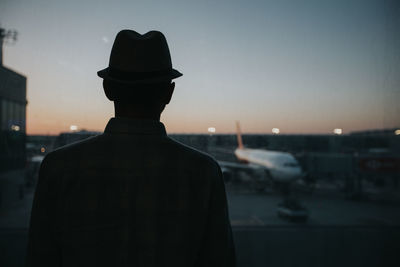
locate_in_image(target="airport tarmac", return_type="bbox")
[1,186,399,267]
[1,185,400,229]
[227,190,400,227]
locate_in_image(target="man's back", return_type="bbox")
[27,118,235,267]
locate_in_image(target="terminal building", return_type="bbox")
[0,30,27,173]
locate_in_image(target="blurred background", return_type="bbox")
[0,0,399,266]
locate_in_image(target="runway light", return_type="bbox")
[208,127,216,133]
[333,128,343,135]
[70,125,78,131]
[40,147,46,153]
[272,128,280,134]
[11,125,20,131]
[395,129,400,135]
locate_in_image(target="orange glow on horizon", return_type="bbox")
[26,114,389,136]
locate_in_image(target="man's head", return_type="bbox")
[98,30,182,118]
[103,79,175,117]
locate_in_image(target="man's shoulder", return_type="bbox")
[165,136,220,170]
[43,134,104,163]
[42,133,221,172]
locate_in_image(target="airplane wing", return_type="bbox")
[218,160,266,172]
[218,160,272,190]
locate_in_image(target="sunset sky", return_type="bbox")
[1,0,399,135]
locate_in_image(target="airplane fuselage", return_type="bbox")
[234,148,302,183]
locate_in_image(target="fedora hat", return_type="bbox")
[97,30,182,84]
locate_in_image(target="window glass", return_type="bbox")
[0,1,399,266]
[2,99,8,130]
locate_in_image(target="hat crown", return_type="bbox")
[97,29,182,84]
[109,30,172,72]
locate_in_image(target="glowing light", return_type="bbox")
[395,129,400,135]
[11,125,20,131]
[333,128,343,135]
[272,128,280,134]
[70,125,78,131]
[40,147,46,153]
[208,127,216,133]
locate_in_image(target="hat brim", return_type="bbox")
[97,68,182,84]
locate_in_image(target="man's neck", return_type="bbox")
[114,103,161,121]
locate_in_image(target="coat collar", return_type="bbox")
[104,117,166,135]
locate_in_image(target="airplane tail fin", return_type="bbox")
[236,121,244,149]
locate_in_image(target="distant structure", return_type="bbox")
[350,128,400,136]
[55,130,101,148]
[0,27,27,172]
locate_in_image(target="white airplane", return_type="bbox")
[220,122,308,220]
[219,122,303,188]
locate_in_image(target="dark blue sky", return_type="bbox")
[1,0,399,134]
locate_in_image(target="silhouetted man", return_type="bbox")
[26,30,236,267]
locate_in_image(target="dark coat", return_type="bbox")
[26,118,236,267]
